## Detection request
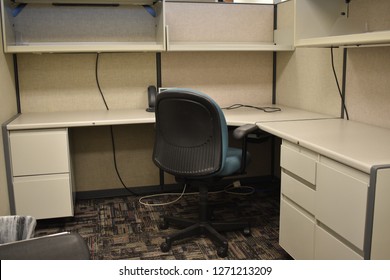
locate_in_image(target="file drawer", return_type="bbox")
[281,141,317,185]
[316,159,369,250]
[13,173,73,219]
[279,197,315,260]
[281,170,315,214]
[10,128,70,176]
[315,226,363,260]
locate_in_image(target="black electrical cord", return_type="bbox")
[330,47,349,120]
[222,104,281,113]
[95,53,109,111]
[94,53,139,196]
[109,126,140,196]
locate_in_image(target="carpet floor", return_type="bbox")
[35,186,292,260]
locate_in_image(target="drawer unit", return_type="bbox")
[316,159,369,250]
[13,174,73,219]
[8,128,74,219]
[279,198,315,260]
[279,140,369,259]
[9,129,70,176]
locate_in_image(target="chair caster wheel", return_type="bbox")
[217,246,228,258]
[243,227,251,236]
[160,242,171,252]
[159,220,169,230]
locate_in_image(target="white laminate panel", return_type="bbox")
[316,161,369,250]
[315,226,363,260]
[258,119,390,173]
[7,109,156,130]
[10,128,69,176]
[281,171,315,214]
[281,142,317,185]
[13,173,73,219]
[279,198,315,260]
[224,105,334,126]
[7,105,334,130]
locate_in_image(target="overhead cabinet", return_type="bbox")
[165,1,294,51]
[295,0,390,47]
[1,0,295,53]
[1,0,165,53]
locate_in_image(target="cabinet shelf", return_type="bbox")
[12,0,155,5]
[167,41,294,52]
[295,30,390,48]
[165,2,294,53]
[295,0,390,48]
[1,0,165,53]
[1,0,295,53]
[6,41,165,53]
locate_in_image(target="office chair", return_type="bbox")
[152,88,259,257]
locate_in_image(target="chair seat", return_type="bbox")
[218,147,250,177]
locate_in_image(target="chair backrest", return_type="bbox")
[153,89,228,179]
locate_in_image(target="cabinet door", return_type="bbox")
[13,174,73,219]
[10,129,70,176]
[279,198,315,260]
[316,159,369,250]
[315,226,363,260]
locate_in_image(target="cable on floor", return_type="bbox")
[138,182,255,207]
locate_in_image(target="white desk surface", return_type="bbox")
[6,109,156,130]
[223,104,334,126]
[258,118,390,174]
[6,104,334,130]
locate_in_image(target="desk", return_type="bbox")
[6,105,333,130]
[258,119,390,260]
[3,106,333,224]
[7,105,388,259]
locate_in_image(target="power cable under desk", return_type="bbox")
[221,104,281,113]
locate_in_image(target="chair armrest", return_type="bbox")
[0,232,90,260]
[233,124,259,140]
[232,124,260,174]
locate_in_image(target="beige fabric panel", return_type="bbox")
[346,47,390,129]
[161,52,273,107]
[347,0,390,34]
[70,124,167,192]
[18,53,156,112]
[276,47,343,117]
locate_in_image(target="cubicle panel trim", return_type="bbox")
[2,114,20,215]
[365,164,390,260]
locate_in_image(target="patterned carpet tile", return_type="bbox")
[35,188,291,260]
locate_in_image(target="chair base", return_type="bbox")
[159,215,250,258]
